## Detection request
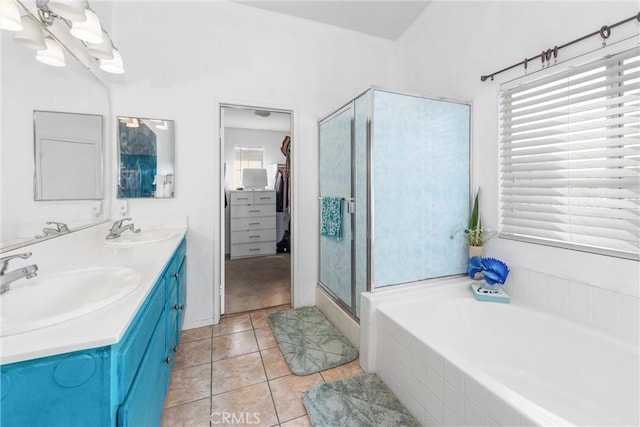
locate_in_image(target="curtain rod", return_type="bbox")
[480,12,640,82]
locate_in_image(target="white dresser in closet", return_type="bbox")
[229,190,276,259]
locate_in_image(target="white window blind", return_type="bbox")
[499,47,640,260]
[234,146,264,188]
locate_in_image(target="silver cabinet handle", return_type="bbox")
[174,304,180,310]
[248,222,260,225]
[249,248,260,252]
[165,356,172,364]
[249,235,260,238]
[248,210,259,213]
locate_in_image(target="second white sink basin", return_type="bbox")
[0,267,141,337]
[104,228,182,246]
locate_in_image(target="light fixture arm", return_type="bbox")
[35,0,60,27]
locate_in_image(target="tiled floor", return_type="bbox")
[225,254,291,314]
[162,305,365,427]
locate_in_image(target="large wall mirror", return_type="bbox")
[117,117,175,198]
[34,111,103,200]
[1,8,110,252]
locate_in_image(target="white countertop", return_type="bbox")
[0,220,187,365]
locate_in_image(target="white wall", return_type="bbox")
[396,2,639,297]
[223,127,289,253]
[108,1,396,328]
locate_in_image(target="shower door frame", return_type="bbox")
[317,89,372,321]
[318,88,473,321]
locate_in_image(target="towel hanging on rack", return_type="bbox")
[320,197,343,241]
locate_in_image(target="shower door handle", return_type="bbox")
[346,201,355,214]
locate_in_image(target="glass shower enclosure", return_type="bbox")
[319,89,471,319]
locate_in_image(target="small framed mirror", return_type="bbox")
[34,110,104,201]
[117,116,175,198]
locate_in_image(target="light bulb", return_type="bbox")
[69,8,102,44]
[35,37,65,67]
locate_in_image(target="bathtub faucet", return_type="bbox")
[0,252,38,294]
[106,218,141,240]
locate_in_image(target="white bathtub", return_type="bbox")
[360,277,639,426]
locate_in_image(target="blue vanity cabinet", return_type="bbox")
[0,237,187,427]
[164,238,186,386]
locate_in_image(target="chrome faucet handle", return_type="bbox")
[46,221,69,233]
[112,217,132,230]
[0,252,32,274]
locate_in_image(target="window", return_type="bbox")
[499,47,639,260]
[233,146,264,188]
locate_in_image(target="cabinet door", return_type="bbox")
[177,255,187,333]
[117,311,168,427]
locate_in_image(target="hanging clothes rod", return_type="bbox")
[480,12,640,82]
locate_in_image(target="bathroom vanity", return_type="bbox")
[0,223,187,427]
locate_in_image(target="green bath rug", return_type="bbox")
[303,373,420,427]
[268,306,358,376]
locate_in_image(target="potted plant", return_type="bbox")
[465,189,495,258]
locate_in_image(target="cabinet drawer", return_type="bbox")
[231,217,275,231]
[231,228,276,244]
[231,204,275,218]
[253,192,276,205]
[116,280,164,397]
[230,241,276,258]
[230,192,253,205]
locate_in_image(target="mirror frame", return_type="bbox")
[117,116,176,199]
[33,110,104,201]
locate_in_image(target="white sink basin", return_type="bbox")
[0,267,141,336]
[104,228,182,246]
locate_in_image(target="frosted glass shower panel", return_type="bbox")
[319,107,352,306]
[371,91,469,287]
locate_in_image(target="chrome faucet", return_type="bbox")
[0,253,38,294]
[106,218,141,240]
[36,221,70,238]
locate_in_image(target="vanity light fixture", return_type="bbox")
[47,0,87,22]
[1,0,22,30]
[99,46,124,74]
[68,7,101,43]
[22,0,123,73]
[13,14,46,50]
[86,29,113,59]
[35,36,65,67]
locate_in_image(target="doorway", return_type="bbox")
[220,104,293,315]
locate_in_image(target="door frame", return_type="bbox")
[218,102,295,316]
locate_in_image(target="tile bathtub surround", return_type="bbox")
[162,305,366,427]
[505,266,640,345]
[376,312,537,427]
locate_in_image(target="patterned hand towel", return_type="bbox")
[321,197,343,241]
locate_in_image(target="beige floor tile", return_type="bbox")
[212,314,253,337]
[181,325,212,343]
[212,330,259,361]
[210,382,278,427]
[165,363,212,408]
[212,352,266,395]
[161,397,211,427]
[254,327,277,350]
[268,374,323,423]
[174,338,212,371]
[280,415,312,427]
[250,305,290,329]
[261,348,292,380]
[320,359,364,383]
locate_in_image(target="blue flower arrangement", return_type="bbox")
[468,256,510,285]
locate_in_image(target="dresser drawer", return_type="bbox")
[230,241,276,258]
[231,217,276,231]
[230,192,253,205]
[231,204,275,218]
[231,228,276,244]
[253,192,276,205]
